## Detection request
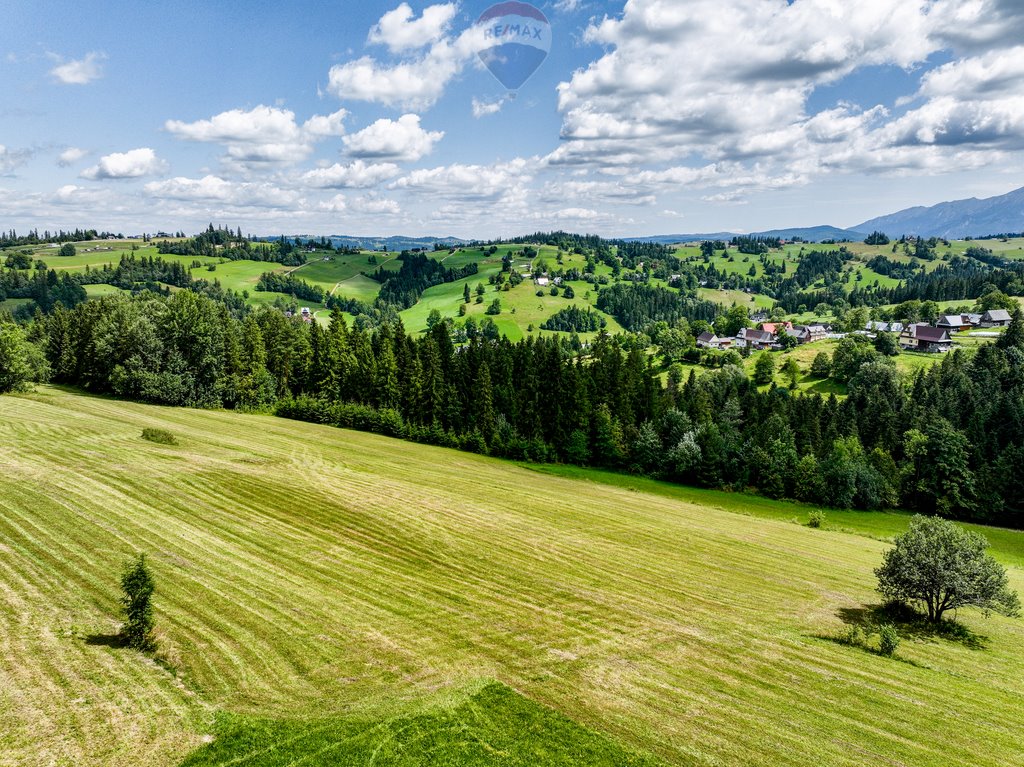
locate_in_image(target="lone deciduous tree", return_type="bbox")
[120,554,156,650]
[875,515,1020,624]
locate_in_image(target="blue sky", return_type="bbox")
[1,0,1023,237]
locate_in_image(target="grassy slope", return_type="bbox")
[1,387,1023,767]
[525,464,1024,567]
[698,287,774,311]
[181,681,661,766]
[20,237,1024,343]
[26,240,355,310]
[293,253,401,296]
[399,246,625,340]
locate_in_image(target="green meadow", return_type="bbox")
[290,252,401,294]
[1,387,1022,766]
[398,245,626,339]
[24,240,215,272]
[7,235,1022,355]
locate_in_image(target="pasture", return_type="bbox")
[697,287,774,311]
[12,239,210,272]
[401,271,624,340]
[292,253,400,296]
[1,387,1022,766]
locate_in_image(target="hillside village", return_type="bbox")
[700,308,1013,354]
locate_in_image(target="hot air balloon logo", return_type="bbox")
[476,2,551,95]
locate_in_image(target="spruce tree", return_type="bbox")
[120,554,155,651]
[997,308,1024,350]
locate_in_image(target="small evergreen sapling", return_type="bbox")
[120,554,156,651]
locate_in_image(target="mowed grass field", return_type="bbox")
[1,388,1023,766]
[292,253,401,294]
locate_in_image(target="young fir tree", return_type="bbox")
[120,554,156,651]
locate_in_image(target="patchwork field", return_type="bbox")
[1,387,1022,766]
[12,235,1024,341]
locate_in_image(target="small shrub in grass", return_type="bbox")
[842,624,865,647]
[878,624,900,657]
[807,510,825,528]
[141,427,177,445]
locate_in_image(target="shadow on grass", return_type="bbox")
[83,632,126,648]
[812,633,929,668]
[803,377,847,396]
[837,602,989,650]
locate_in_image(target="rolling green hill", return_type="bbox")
[1,387,1022,766]
[11,235,1024,342]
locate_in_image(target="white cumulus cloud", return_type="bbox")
[550,0,1024,193]
[81,148,166,180]
[144,175,299,208]
[299,160,402,189]
[343,114,443,162]
[57,147,88,167]
[316,193,401,215]
[327,18,485,110]
[165,105,348,168]
[302,109,349,138]
[552,207,602,221]
[368,3,457,53]
[471,98,504,118]
[392,158,533,200]
[351,195,401,214]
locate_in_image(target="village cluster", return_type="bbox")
[695,309,1013,354]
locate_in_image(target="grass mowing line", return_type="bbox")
[519,462,1024,566]
[330,272,370,296]
[3,388,1024,766]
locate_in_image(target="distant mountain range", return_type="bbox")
[261,234,469,251]
[624,187,1024,244]
[623,225,865,244]
[853,186,1024,239]
[267,186,1024,248]
[326,234,469,251]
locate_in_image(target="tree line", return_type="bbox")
[541,305,606,333]
[157,227,306,266]
[4,286,1024,528]
[0,228,114,247]
[596,283,720,330]
[370,251,479,309]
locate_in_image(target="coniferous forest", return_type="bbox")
[5,286,1024,528]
